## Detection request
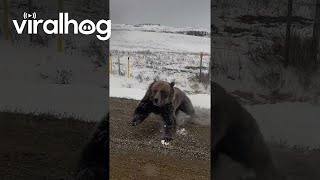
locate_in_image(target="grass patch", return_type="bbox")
[248,31,320,91]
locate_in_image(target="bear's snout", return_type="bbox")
[154,98,159,103]
[153,96,162,106]
[153,92,162,106]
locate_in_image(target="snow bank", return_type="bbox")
[247,102,320,148]
[110,87,210,109]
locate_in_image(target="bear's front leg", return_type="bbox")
[160,112,176,145]
[131,99,153,126]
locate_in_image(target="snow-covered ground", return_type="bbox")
[110,24,211,95]
[247,102,320,148]
[0,41,107,121]
[112,24,210,35]
[110,86,210,109]
[110,24,210,53]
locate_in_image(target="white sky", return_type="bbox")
[110,0,210,29]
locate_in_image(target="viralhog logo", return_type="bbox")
[12,12,111,41]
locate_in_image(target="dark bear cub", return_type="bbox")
[131,80,196,145]
[75,114,108,180]
[212,82,285,180]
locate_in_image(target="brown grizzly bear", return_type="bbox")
[131,80,196,145]
[212,82,285,180]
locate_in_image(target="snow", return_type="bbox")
[110,29,210,53]
[110,86,210,109]
[112,24,210,34]
[110,74,210,109]
[0,41,107,121]
[247,102,320,148]
[110,24,211,95]
[1,83,107,120]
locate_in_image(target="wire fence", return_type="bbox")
[211,0,320,83]
[212,0,320,53]
[109,50,211,84]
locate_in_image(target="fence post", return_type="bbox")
[2,0,9,40]
[313,0,320,64]
[57,0,63,52]
[285,0,293,67]
[136,54,140,65]
[118,56,121,75]
[199,52,203,82]
[128,57,130,78]
[109,53,112,74]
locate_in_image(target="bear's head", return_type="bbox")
[148,80,175,107]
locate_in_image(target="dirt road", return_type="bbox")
[109,97,211,179]
[0,111,97,180]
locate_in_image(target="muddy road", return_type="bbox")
[109,97,211,179]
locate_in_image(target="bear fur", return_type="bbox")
[75,114,108,180]
[131,80,196,144]
[212,82,284,180]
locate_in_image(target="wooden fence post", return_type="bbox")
[118,56,121,75]
[127,57,130,78]
[136,54,140,66]
[199,52,203,82]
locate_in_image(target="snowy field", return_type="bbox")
[110,24,211,95]
[110,24,210,53]
[0,41,107,121]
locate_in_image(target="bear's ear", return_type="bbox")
[170,81,175,88]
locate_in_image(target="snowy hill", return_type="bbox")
[112,24,210,37]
